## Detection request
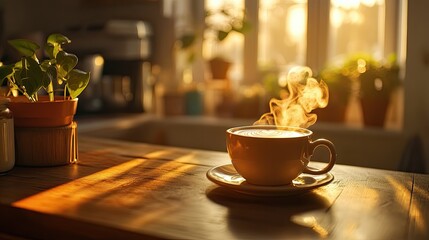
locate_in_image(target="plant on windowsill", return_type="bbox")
[204,7,250,79]
[343,54,401,127]
[313,66,353,123]
[0,33,90,166]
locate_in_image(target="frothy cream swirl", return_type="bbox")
[234,129,305,138]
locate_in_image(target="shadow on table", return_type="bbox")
[206,186,335,239]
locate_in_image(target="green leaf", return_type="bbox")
[56,51,78,78]
[0,65,14,85]
[8,39,40,57]
[39,59,52,71]
[46,34,70,59]
[45,44,55,59]
[20,57,44,96]
[66,69,90,99]
[233,21,251,34]
[47,33,71,46]
[14,68,22,86]
[42,65,57,88]
[179,34,196,49]
[217,30,230,41]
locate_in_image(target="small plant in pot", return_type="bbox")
[313,66,353,123]
[344,54,401,127]
[0,33,90,166]
[204,7,250,79]
[0,33,90,126]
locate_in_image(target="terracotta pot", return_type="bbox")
[7,96,79,166]
[209,57,231,79]
[8,96,78,127]
[360,97,390,127]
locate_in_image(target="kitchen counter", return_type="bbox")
[0,136,428,239]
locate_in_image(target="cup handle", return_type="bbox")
[303,138,336,175]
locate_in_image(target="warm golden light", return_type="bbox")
[357,58,367,73]
[94,55,104,66]
[386,176,426,232]
[182,67,193,84]
[13,156,195,219]
[287,5,307,43]
[374,78,383,91]
[331,0,377,9]
[291,215,330,238]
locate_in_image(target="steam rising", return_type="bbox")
[255,66,329,128]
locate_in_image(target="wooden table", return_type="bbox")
[0,136,428,240]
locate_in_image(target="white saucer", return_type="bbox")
[206,164,334,197]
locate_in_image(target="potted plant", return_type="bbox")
[0,33,90,166]
[344,54,401,127]
[204,7,250,79]
[313,65,353,123]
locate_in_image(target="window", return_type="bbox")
[200,0,404,128]
[258,1,307,69]
[328,0,386,63]
[203,0,245,83]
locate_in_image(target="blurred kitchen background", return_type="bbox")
[1,0,428,173]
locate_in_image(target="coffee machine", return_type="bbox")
[68,20,153,114]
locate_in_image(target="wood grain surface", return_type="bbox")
[0,136,428,240]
